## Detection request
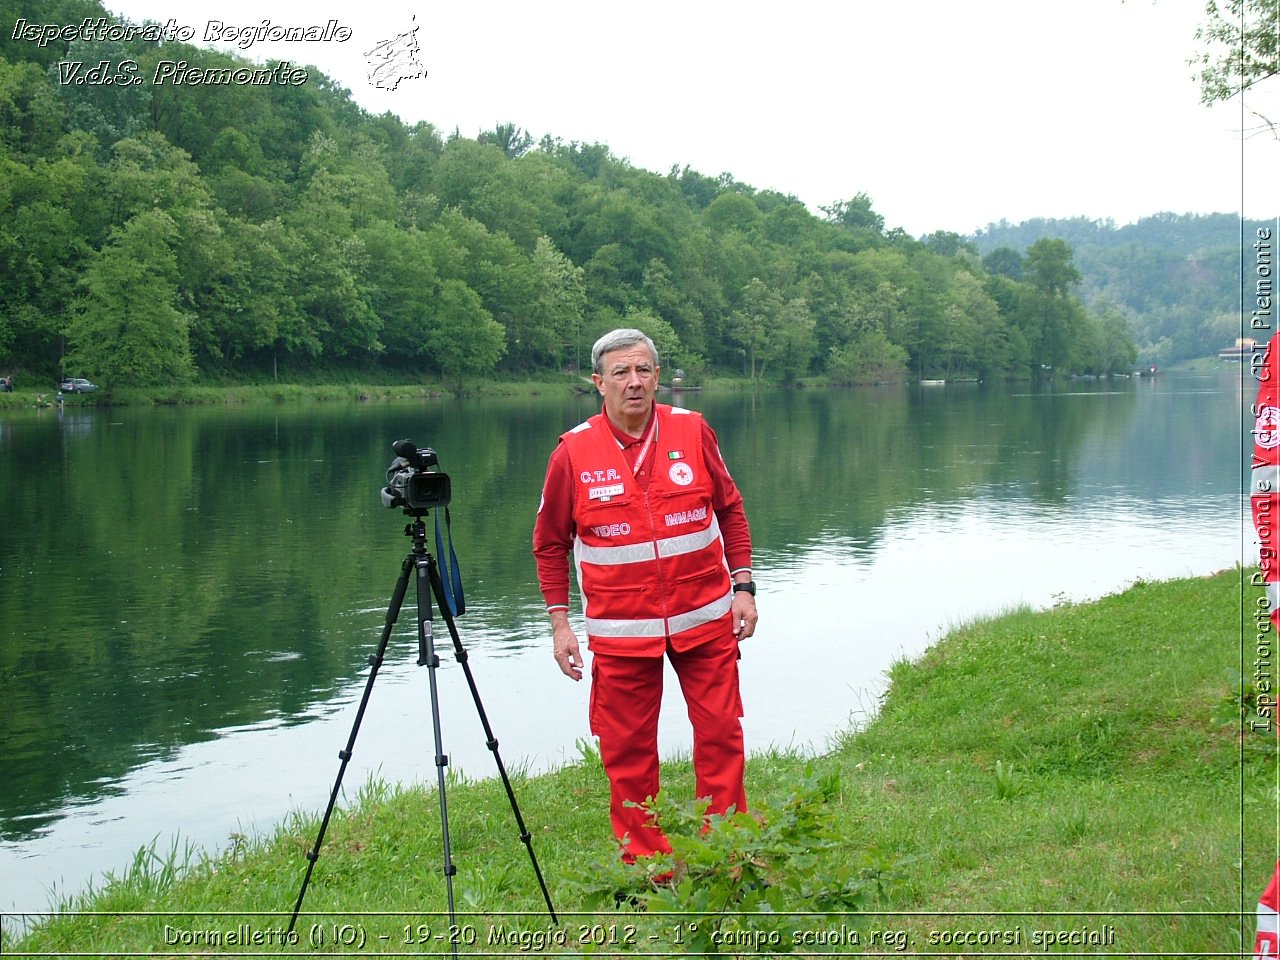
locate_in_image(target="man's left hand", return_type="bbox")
[732,591,757,640]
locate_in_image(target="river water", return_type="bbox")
[0,371,1253,916]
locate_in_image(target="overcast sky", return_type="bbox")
[92,0,1278,237]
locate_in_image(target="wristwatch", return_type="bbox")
[732,581,756,596]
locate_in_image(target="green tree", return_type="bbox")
[640,257,706,362]
[192,216,309,371]
[1076,306,1138,375]
[64,209,194,386]
[582,242,634,314]
[1194,0,1280,109]
[827,330,909,384]
[0,0,101,68]
[358,221,441,364]
[101,132,211,239]
[571,186,677,286]
[923,230,974,257]
[0,146,95,375]
[383,120,444,199]
[53,38,151,154]
[704,191,763,234]
[1023,238,1084,373]
[729,277,779,381]
[0,15,1171,387]
[426,279,506,388]
[286,138,383,359]
[936,268,993,378]
[1024,238,1081,296]
[770,297,818,384]
[479,121,534,159]
[0,57,65,156]
[431,138,507,211]
[821,192,885,236]
[520,235,586,372]
[982,246,1024,280]
[431,209,536,367]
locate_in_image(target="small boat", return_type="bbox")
[659,379,702,393]
[1219,338,1260,361]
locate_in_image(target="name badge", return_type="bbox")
[588,483,625,501]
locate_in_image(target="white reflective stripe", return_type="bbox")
[1254,465,1280,494]
[585,591,732,639]
[657,515,722,559]
[1259,906,1280,957]
[575,538,656,566]
[586,614,667,638]
[667,590,733,635]
[1259,901,1279,935]
[1269,581,1280,611]
[575,515,722,566]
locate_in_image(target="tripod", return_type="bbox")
[288,511,557,942]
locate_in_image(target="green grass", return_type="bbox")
[0,376,586,410]
[7,569,1272,955]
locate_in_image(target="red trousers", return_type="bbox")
[589,638,746,862]
[1256,861,1279,959]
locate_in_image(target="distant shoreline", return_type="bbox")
[0,363,1226,413]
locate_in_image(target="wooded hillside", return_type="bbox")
[972,213,1264,366]
[1,0,1155,388]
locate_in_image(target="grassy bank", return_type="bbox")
[9,569,1270,955]
[0,376,785,413]
[0,377,592,411]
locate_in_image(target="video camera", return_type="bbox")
[381,439,451,512]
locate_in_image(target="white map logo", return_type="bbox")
[1257,404,1280,449]
[365,16,426,91]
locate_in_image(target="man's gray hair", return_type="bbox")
[591,328,659,376]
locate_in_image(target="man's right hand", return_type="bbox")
[550,610,584,681]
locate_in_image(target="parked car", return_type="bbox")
[59,378,98,393]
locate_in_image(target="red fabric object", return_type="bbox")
[589,638,746,862]
[557,405,732,656]
[1255,861,1279,958]
[534,404,752,616]
[534,399,753,861]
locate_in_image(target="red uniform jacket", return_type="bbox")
[552,404,737,656]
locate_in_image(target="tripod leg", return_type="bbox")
[414,549,458,930]
[288,552,414,935]
[425,554,559,923]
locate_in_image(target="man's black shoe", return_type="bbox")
[612,889,646,910]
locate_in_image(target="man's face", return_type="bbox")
[593,344,660,427]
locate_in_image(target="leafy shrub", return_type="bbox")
[567,764,906,954]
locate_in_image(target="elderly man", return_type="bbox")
[532,328,758,864]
